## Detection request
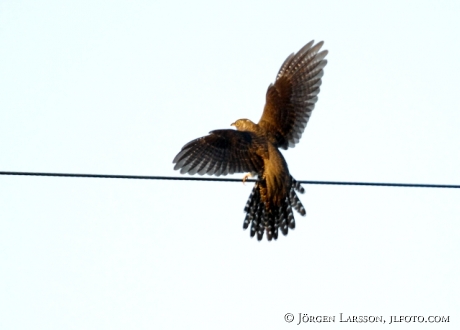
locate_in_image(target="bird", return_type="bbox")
[173,40,327,241]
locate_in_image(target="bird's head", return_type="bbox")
[231,118,257,132]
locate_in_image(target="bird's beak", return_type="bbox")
[231,122,235,127]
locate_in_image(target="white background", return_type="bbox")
[1,1,459,329]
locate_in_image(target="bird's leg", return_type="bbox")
[242,172,253,185]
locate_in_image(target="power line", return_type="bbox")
[1,171,459,189]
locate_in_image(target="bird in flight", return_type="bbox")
[173,40,327,241]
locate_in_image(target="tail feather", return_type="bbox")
[243,185,258,229]
[242,175,306,241]
[290,188,306,216]
[292,177,305,194]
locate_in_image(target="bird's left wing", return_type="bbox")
[173,129,265,176]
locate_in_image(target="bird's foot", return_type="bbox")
[242,173,252,185]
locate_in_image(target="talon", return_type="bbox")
[242,173,251,184]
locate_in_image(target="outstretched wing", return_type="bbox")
[173,129,265,176]
[258,40,328,149]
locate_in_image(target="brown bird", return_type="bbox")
[173,40,327,240]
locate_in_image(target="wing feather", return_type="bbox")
[172,129,264,176]
[258,40,328,149]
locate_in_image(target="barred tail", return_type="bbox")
[243,176,306,241]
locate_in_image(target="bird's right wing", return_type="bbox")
[258,41,327,149]
[173,129,266,176]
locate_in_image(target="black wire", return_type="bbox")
[1,171,459,189]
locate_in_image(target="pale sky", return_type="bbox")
[1,1,459,329]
